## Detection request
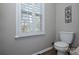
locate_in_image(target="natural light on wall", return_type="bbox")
[16,3,45,38]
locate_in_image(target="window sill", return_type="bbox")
[15,32,45,39]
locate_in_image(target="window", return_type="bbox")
[16,3,45,38]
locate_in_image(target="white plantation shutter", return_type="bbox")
[16,3,45,38]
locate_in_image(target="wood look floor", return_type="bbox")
[38,48,57,55]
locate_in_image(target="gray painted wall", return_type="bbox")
[56,3,79,47]
[0,3,56,54]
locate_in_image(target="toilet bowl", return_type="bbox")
[54,41,69,55]
[54,31,74,55]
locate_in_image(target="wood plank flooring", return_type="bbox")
[38,48,57,55]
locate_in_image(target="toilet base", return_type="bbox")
[57,51,65,55]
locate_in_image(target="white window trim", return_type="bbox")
[15,3,45,38]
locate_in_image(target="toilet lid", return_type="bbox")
[54,41,69,48]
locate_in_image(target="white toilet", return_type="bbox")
[54,31,74,55]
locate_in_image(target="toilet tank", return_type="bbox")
[60,31,74,44]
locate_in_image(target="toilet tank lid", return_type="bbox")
[54,41,69,48]
[60,31,74,34]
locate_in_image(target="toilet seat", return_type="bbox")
[54,41,69,48]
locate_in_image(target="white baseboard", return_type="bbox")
[32,46,53,55]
